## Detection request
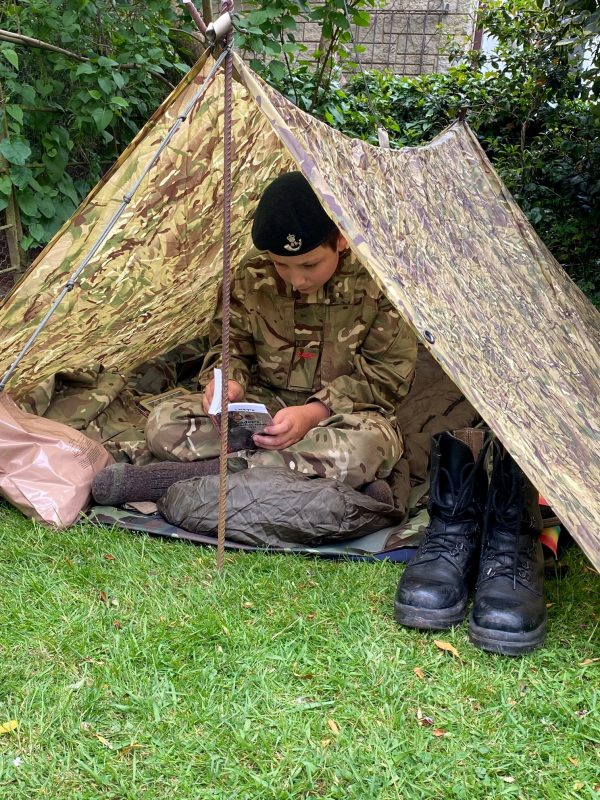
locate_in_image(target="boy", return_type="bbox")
[92,172,417,504]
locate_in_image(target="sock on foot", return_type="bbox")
[91,458,222,505]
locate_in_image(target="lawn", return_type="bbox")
[0,501,598,799]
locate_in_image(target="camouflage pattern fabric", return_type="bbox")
[0,53,295,396]
[146,392,401,489]
[238,58,600,570]
[146,247,414,486]
[197,249,417,420]
[14,342,210,466]
[0,53,598,567]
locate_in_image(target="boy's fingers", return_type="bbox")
[253,430,291,449]
[262,420,289,436]
[227,381,245,402]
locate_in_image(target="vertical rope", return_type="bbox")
[216,2,234,571]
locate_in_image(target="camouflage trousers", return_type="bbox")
[145,390,402,489]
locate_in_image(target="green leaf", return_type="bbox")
[0,139,31,166]
[133,19,146,35]
[62,9,77,27]
[352,10,371,27]
[88,89,102,100]
[35,80,54,97]
[38,196,55,219]
[6,105,24,125]
[268,60,287,81]
[9,166,34,190]
[110,96,129,109]
[97,77,113,94]
[26,175,44,193]
[17,192,38,216]
[1,47,19,70]
[248,9,271,24]
[75,62,95,76]
[0,197,8,213]
[29,222,46,241]
[0,175,12,195]
[20,84,36,105]
[58,177,79,206]
[113,72,125,90]
[97,56,119,68]
[264,41,282,56]
[91,108,114,132]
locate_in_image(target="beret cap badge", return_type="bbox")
[251,171,338,257]
[283,233,302,252]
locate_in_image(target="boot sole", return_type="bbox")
[394,598,467,630]
[468,617,547,656]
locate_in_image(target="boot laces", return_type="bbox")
[480,477,535,591]
[419,463,480,560]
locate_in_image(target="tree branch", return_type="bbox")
[0,28,175,89]
[0,29,88,61]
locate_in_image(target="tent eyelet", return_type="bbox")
[424,330,435,345]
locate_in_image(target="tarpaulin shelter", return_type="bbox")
[0,52,598,569]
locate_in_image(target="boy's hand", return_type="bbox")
[253,402,329,450]
[202,378,244,413]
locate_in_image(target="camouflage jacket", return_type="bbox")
[198,249,417,422]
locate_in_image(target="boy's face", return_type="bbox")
[268,234,348,295]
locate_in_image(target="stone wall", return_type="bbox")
[295,0,478,75]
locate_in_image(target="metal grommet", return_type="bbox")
[423,330,435,345]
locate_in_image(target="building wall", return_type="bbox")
[295,0,479,76]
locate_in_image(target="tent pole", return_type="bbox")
[216,0,235,573]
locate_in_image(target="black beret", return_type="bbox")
[251,171,337,256]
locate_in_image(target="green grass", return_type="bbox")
[0,502,598,800]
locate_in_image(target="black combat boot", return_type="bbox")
[468,445,547,656]
[394,431,487,629]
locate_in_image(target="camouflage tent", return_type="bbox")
[0,53,599,569]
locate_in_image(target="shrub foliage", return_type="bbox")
[0,0,192,253]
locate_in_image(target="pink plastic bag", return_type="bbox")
[0,393,114,527]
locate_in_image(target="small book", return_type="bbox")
[138,386,191,414]
[208,368,273,451]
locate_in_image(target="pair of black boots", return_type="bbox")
[394,431,547,655]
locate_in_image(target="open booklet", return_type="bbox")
[208,368,274,451]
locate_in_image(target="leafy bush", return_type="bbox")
[0,0,192,254]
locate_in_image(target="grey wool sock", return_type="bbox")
[362,479,394,507]
[91,458,222,506]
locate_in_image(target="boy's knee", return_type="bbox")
[146,401,190,461]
